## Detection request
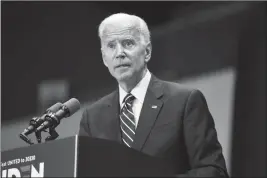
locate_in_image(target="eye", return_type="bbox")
[107,42,115,49]
[123,39,135,48]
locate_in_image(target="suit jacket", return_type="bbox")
[79,75,228,177]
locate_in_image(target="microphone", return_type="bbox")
[20,102,63,136]
[36,98,80,133]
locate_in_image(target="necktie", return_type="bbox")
[120,93,135,147]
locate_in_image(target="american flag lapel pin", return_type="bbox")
[151,105,158,109]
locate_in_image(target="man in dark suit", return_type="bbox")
[79,13,228,177]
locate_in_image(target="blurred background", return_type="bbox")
[1,1,266,176]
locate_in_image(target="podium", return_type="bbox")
[1,135,176,177]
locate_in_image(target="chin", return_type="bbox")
[115,71,133,82]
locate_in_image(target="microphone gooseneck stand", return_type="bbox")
[19,98,81,145]
[19,113,61,145]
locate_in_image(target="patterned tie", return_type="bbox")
[120,93,136,147]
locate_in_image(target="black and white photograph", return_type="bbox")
[1,1,266,177]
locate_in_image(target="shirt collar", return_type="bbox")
[119,69,152,108]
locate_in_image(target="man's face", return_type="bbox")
[100,22,151,83]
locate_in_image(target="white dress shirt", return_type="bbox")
[119,70,152,128]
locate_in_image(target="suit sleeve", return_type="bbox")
[78,108,92,137]
[178,89,229,177]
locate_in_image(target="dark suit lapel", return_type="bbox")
[132,75,164,151]
[105,89,122,143]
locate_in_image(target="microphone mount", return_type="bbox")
[19,112,61,145]
[19,98,80,145]
[37,111,62,142]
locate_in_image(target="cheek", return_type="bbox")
[107,61,114,70]
[103,57,114,71]
[129,48,145,60]
[132,51,146,66]
[103,50,115,60]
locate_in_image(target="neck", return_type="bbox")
[119,68,147,93]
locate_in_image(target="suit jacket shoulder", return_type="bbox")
[161,79,195,95]
[78,89,119,137]
[153,77,203,106]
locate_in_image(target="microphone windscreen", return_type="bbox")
[46,102,63,113]
[63,98,80,115]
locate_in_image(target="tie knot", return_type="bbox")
[123,93,135,105]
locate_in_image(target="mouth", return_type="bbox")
[115,64,131,68]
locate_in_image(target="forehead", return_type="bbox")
[101,21,141,42]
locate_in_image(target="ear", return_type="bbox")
[144,42,152,63]
[101,48,108,67]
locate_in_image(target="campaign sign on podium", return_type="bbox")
[1,135,175,177]
[1,136,76,177]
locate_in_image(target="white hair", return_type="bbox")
[98,13,151,44]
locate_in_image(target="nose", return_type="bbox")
[115,44,126,59]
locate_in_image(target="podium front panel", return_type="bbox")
[1,136,77,177]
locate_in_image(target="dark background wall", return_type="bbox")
[1,1,266,176]
[2,1,193,121]
[231,4,266,176]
